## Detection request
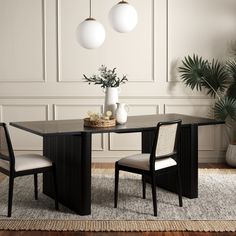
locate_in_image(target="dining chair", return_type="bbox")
[114,120,182,216]
[0,123,58,217]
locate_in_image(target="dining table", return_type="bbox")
[10,113,224,215]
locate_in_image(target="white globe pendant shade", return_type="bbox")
[76,18,106,49]
[109,1,138,33]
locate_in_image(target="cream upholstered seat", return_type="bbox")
[0,154,52,172]
[0,123,58,217]
[118,153,177,171]
[114,120,183,216]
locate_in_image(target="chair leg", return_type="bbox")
[34,173,38,200]
[176,166,183,207]
[8,175,14,217]
[114,162,119,208]
[142,174,146,199]
[52,164,59,210]
[151,172,157,216]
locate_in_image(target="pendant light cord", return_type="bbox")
[89,0,92,18]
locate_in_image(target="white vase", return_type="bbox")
[115,102,128,124]
[104,87,119,117]
[226,144,236,167]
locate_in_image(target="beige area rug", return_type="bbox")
[0,168,235,232]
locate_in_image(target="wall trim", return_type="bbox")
[0,95,213,99]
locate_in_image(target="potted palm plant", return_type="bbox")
[178,55,236,166]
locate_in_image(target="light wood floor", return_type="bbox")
[0,163,234,236]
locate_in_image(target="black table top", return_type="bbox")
[10,113,224,136]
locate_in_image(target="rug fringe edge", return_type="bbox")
[0,220,235,232]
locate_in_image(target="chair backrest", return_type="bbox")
[150,120,182,168]
[0,123,15,170]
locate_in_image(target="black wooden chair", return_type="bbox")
[0,123,58,217]
[114,120,182,216]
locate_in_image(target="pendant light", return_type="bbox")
[76,0,105,49]
[109,0,138,33]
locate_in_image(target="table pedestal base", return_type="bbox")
[43,133,92,215]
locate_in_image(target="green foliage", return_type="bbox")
[214,97,236,121]
[178,54,236,123]
[179,55,208,91]
[226,60,236,99]
[83,65,128,88]
[203,60,228,98]
[179,55,228,98]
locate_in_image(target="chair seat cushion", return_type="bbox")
[118,153,177,171]
[0,154,52,172]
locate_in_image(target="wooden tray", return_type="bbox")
[84,118,116,128]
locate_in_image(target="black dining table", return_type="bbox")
[10,113,224,215]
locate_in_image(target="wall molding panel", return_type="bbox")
[56,0,155,83]
[0,0,46,82]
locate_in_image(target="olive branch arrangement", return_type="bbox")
[82,65,128,88]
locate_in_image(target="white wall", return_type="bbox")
[0,0,236,163]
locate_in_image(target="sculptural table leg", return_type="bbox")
[43,132,92,215]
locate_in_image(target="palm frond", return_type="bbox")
[227,83,236,99]
[226,60,236,99]
[178,54,208,91]
[227,60,236,78]
[214,97,236,121]
[202,60,228,98]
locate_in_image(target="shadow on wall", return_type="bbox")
[167,58,189,95]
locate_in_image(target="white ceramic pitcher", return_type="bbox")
[115,102,129,124]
